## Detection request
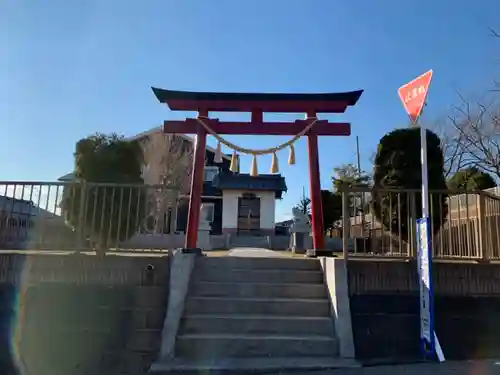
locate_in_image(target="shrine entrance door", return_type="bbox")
[237,193,261,235]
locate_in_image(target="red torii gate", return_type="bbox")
[152,88,363,251]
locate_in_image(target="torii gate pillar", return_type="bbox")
[307,129,325,249]
[152,88,363,251]
[185,113,207,248]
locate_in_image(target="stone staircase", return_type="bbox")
[159,255,351,372]
[229,234,270,248]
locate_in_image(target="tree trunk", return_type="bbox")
[169,197,179,234]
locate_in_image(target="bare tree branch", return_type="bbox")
[445,90,500,180]
[428,29,500,181]
[489,27,500,39]
[140,132,193,233]
[428,114,465,178]
[488,27,500,91]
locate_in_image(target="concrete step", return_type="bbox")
[193,269,323,284]
[230,235,268,241]
[230,242,268,246]
[180,314,335,336]
[190,281,327,299]
[229,243,269,249]
[175,333,338,358]
[150,356,360,374]
[230,238,268,243]
[197,256,320,271]
[229,244,270,250]
[184,297,330,317]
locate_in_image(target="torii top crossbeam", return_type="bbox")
[152,88,363,136]
[152,88,362,112]
[152,87,363,252]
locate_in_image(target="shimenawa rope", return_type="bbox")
[195,116,319,155]
[195,116,318,175]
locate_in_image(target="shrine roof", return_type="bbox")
[212,172,287,198]
[151,87,363,113]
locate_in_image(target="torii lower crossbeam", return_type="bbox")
[163,119,351,136]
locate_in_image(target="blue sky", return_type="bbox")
[1,0,499,221]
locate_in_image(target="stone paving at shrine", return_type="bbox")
[228,248,292,258]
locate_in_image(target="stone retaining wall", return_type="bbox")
[0,253,171,375]
[348,260,500,361]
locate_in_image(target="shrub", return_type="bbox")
[372,128,448,242]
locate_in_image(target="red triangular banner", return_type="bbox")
[398,70,433,124]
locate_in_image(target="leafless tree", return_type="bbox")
[444,91,500,180]
[489,27,500,91]
[425,27,500,181]
[427,113,467,179]
[141,132,193,233]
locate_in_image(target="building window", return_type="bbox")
[204,166,219,182]
[203,203,215,223]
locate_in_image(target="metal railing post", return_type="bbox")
[342,190,350,260]
[77,182,86,252]
[409,192,418,257]
[477,194,489,261]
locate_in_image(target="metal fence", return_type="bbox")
[340,186,500,261]
[3,180,500,260]
[0,181,186,253]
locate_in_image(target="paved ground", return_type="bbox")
[148,360,500,375]
[273,360,500,375]
[228,248,293,258]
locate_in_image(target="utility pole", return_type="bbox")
[356,136,362,179]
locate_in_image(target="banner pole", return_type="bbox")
[415,112,445,363]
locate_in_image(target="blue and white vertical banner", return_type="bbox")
[416,217,434,353]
